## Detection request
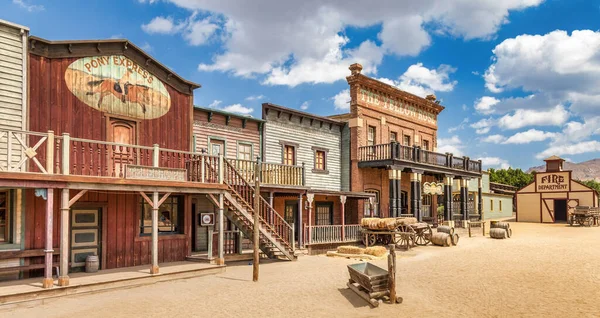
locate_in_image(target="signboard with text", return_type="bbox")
[535,171,570,192]
[125,165,187,182]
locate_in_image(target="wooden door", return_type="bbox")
[108,118,137,177]
[71,208,102,270]
[284,201,299,240]
[210,139,225,156]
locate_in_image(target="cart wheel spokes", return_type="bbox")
[585,217,593,227]
[368,234,377,246]
[415,226,432,246]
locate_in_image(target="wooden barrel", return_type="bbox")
[490,228,507,239]
[431,233,451,247]
[506,228,513,238]
[451,233,459,246]
[86,254,99,273]
[437,225,454,235]
[491,221,510,231]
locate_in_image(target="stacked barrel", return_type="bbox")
[432,226,459,247]
[490,221,512,239]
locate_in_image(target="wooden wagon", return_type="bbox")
[346,254,403,307]
[360,217,432,249]
[568,206,600,227]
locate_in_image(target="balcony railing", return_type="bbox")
[359,142,482,173]
[227,159,305,187]
[303,224,362,244]
[0,129,222,184]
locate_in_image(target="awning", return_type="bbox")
[306,189,376,199]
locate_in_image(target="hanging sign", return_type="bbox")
[423,182,443,195]
[200,213,215,226]
[125,165,186,182]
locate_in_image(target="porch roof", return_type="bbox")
[306,189,376,199]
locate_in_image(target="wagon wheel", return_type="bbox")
[394,227,415,248]
[379,234,391,245]
[367,234,377,246]
[414,225,432,246]
[584,216,594,227]
[577,217,585,226]
[568,215,574,226]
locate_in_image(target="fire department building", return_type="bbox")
[331,64,483,225]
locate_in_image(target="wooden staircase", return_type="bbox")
[207,160,296,261]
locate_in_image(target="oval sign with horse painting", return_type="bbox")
[64,55,171,120]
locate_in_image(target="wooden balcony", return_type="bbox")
[226,159,305,187]
[303,224,362,245]
[358,142,482,177]
[0,129,225,190]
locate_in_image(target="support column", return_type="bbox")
[151,191,159,274]
[417,174,423,221]
[43,188,54,289]
[410,172,422,221]
[478,178,483,220]
[460,179,469,222]
[298,194,303,248]
[58,188,70,286]
[444,176,453,222]
[388,169,401,217]
[306,194,314,245]
[340,195,347,241]
[217,193,224,265]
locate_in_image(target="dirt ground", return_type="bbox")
[3,221,600,318]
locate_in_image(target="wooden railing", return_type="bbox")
[0,128,222,184]
[211,230,242,256]
[227,159,304,186]
[303,224,362,244]
[223,160,294,251]
[359,142,482,173]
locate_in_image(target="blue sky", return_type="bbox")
[3,0,600,170]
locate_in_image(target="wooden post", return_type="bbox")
[207,228,214,259]
[306,193,314,245]
[43,188,54,288]
[151,191,159,274]
[388,244,396,304]
[236,228,243,254]
[369,197,375,218]
[253,157,261,282]
[217,193,224,265]
[152,144,159,168]
[340,195,347,241]
[46,130,54,174]
[58,188,70,286]
[298,194,303,248]
[218,153,224,184]
[62,133,70,175]
[268,191,274,224]
[291,223,295,254]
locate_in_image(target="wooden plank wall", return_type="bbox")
[24,189,190,273]
[193,109,260,159]
[28,55,192,151]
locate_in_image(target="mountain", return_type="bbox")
[527,158,600,182]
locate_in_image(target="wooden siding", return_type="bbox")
[341,125,350,192]
[24,189,191,273]
[193,195,217,251]
[193,109,260,159]
[263,111,342,191]
[28,54,192,151]
[0,23,27,168]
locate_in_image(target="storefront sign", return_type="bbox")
[65,55,171,120]
[193,120,243,133]
[423,182,443,195]
[359,88,437,125]
[536,172,570,192]
[125,165,186,182]
[200,213,215,226]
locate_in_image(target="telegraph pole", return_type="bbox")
[253,157,261,282]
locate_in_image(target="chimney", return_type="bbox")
[425,94,437,102]
[349,63,363,75]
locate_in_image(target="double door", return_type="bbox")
[70,208,102,269]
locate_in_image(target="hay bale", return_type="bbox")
[361,218,397,230]
[397,217,417,226]
[364,246,387,257]
[337,246,365,255]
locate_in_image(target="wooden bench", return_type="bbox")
[0,249,61,276]
[467,221,485,237]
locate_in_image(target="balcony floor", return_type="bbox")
[358,159,482,177]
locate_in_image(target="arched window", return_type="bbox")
[364,189,380,217]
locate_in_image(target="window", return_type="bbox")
[390,132,397,143]
[367,126,376,146]
[315,150,325,170]
[403,135,411,146]
[0,191,8,243]
[140,195,182,235]
[490,199,494,212]
[422,140,430,151]
[284,201,297,225]
[364,190,380,217]
[238,143,253,161]
[315,202,333,225]
[499,200,502,211]
[283,145,296,165]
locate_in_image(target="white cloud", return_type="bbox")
[437,135,463,156]
[448,118,469,133]
[208,100,222,108]
[140,42,153,52]
[110,34,123,39]
[12,0,43,11]
[481,134,505,144]
[332,89,350,111]
[138,0,158,3]
[378,63,457,97]
[497,105,569,130]
[471,118,495,134]
[245,95,265,101]
[503,129,556,144]
[144,0,542,87]
[300,101,310,111]
[142,14,218,46]
[474,96,500,115]
[478,157,510,169]
[536,141,600,160]
[222,104,253,114]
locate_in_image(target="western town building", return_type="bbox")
[516,156,599,223]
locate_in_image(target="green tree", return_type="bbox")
[578,180,600,193]
[488,168,534,189]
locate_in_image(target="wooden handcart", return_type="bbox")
[568,206,600,227]
[360,218,432,249]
